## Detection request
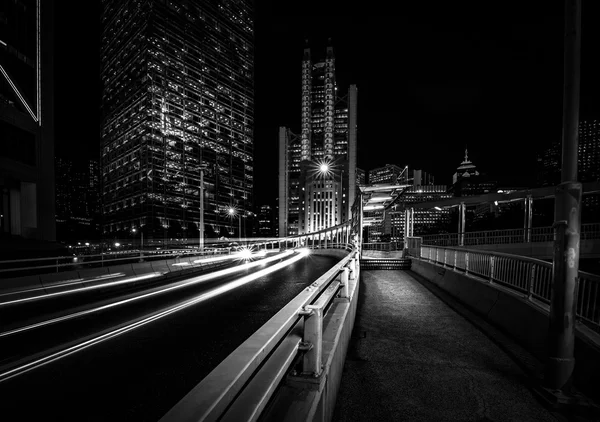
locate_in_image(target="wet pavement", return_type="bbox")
[332,270,565,422]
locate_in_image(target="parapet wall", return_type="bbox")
[410,258,600,403]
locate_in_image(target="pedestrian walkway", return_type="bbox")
[332,270,563,422]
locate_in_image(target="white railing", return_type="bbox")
[160,221,360,421]
[415,244,600,332]
[0,240,282,278]
[362,241,403,251]
[419,223,600,246]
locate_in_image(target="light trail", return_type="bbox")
[0,252,248,307]
[0,251,294,338]
[0,249,309,383]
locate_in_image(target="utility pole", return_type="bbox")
[199,164,207,251]
[544,0,582,396]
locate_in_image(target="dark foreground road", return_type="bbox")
[0,252,339,422]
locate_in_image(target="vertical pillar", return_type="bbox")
[459,202,465,247]
[410,207,415,237]
[545,0,582,393]
[403,208,409,250]
[524,195,533,242]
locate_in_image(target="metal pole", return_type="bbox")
[199,165,206,251]
[545,0,582,392]
[139,231,144,262]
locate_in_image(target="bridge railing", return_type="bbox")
[413,242,600,333]
[161,220,360,421]
[0,238,283,279]
[362,241,403,251]
[419,222,600,246]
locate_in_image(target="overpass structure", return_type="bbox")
[2,185,600,421]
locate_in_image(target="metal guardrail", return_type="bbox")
[417,244,600,333]
[419,223,600,246]
[160,218,361,421]
[362,242,403,251]
[161,246,360,421]
[0,240,281,278]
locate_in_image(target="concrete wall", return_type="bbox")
[410,258,600,402]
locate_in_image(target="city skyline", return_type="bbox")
[53,2,600,209]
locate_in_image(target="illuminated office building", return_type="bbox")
[100,0,254,239]
[385,185,452,242]
[536,119,600,222]
[368,164,404,185]
[278,42,357,236]
[0,1,55,241]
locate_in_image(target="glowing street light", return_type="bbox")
[229,207,241,242]
[131,228,144,261]
[319,163,329,173]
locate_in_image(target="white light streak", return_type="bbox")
[0,250,306,383]
[0,65,38,122]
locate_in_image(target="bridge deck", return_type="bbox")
[332,270,563,421]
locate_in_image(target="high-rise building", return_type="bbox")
[537,119,600,186]
[100,0,254,240]
[536,119,600,222]
[55,157,101,241]
[257,204,274,237]
[278,42,358,236]
[0,1,55,241]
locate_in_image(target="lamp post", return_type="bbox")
[132,228,143,262]
[229,207,241,242]
[199,164,207,251]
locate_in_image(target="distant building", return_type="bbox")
[278,42,358,236]
[258,204,275,237]
[356,168,366,186]
[368,164,404,184]
[384,185,452,242]
[536,119,600,223]
[55,157,101,241]
[537,119,600,187]
[0,2,55,241]
[449,149,497,197]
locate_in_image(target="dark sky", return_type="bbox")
[55,1,600,208]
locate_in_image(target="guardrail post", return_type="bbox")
[465,252,470,275]
[340,267,350,298]
[349,259,356,280]
[489,256,495,282]
[528,264,535,300]
[454,249,457,268]
[443,249,447,267]
[300,306,323,377]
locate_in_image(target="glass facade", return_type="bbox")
[0,0,55,241]
[100,0,254,240]
[279,44,357,236]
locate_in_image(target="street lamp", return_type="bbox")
[198,163,208,251]
[229,207,241,242]
[132,228,144,262]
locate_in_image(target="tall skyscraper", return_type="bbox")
[0,1,55,241]
[100,0,254,240]
[278,42,358,236]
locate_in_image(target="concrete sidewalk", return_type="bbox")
[332,270,563,422]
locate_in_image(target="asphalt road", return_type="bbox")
[0,252,339,422]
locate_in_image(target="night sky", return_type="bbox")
[55,1,600,208]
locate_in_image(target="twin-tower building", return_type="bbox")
[279,42,358,237]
